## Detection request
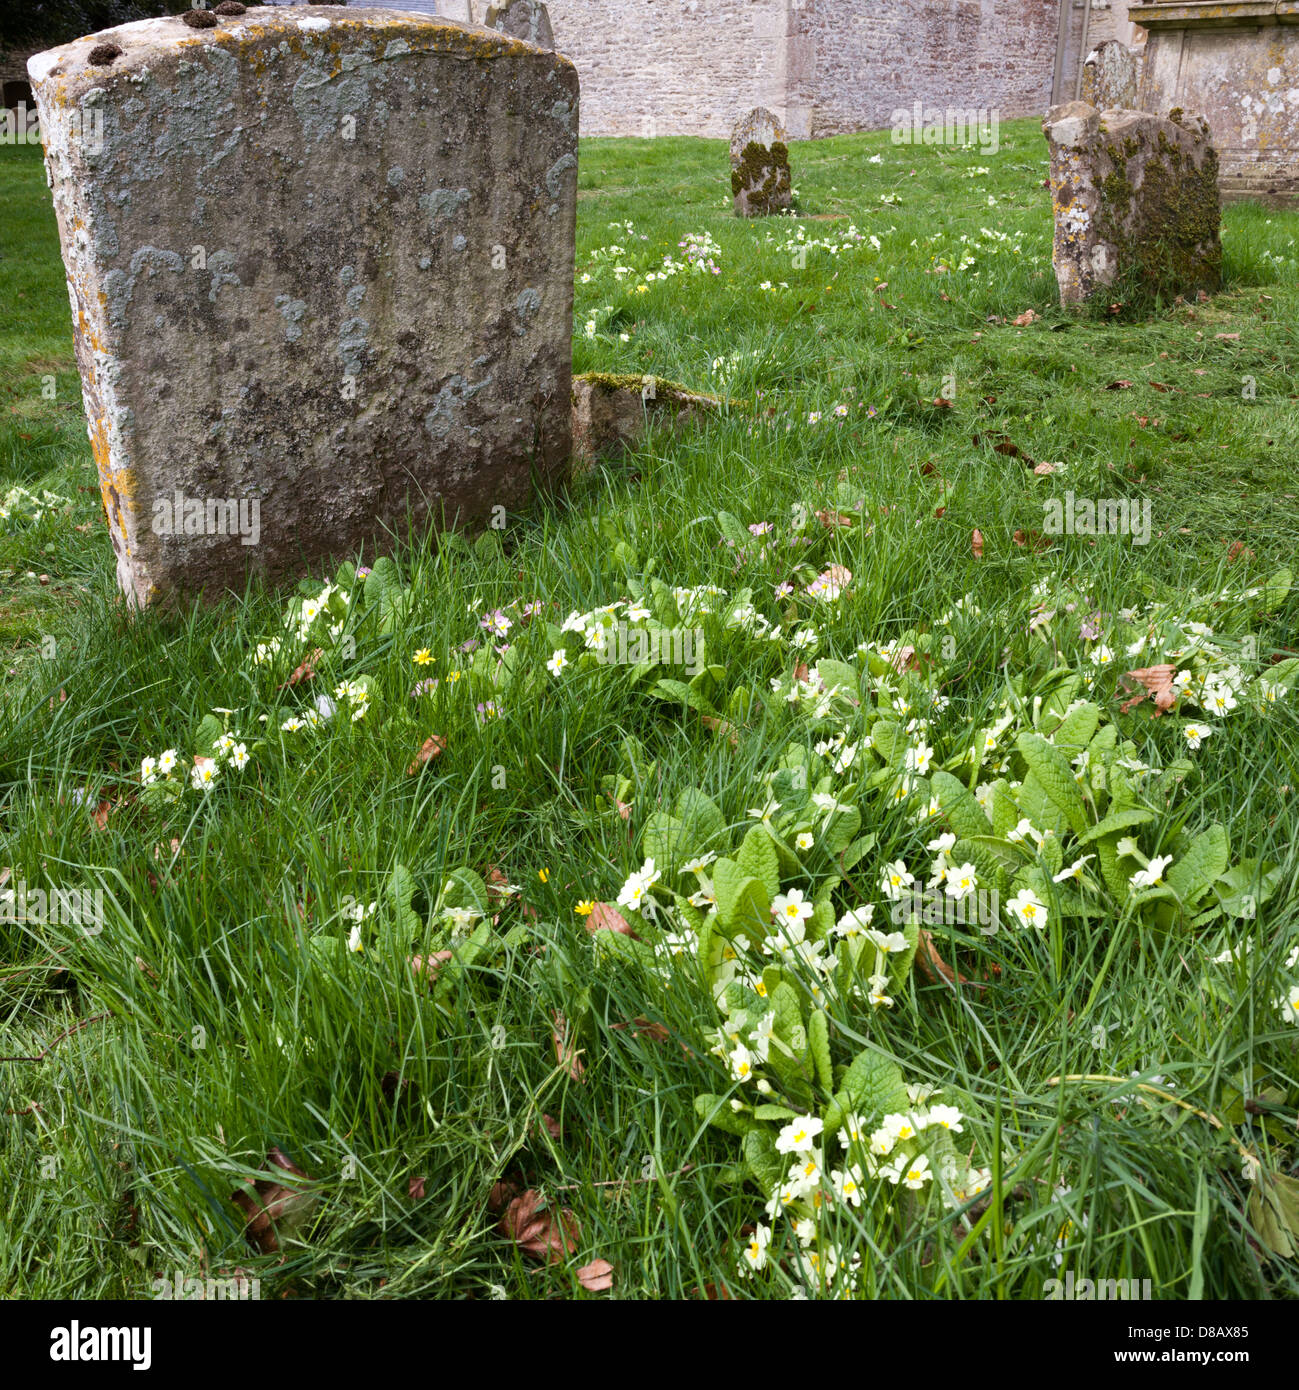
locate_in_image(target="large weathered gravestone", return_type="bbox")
[729,107,791,217]
[1080,41,1139,111]
[484,0,554,50]
[28,7,578,608]
[1043,101,1220,307]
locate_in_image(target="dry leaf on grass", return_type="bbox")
[814,509,854,529]
[407,734,447,774]
[497,1189,580,1264]
[576,1258,614,1292]
[1226,541,1255,565]
[1012,529,1052,552]
[609,1016,670,1042]
[971,529,985,559]
[409,1175,426,1201]
[411,950,453,986]
[1032,460,1059,476]
[914,929,974,987]
[1105,379,1133,390]
[278,647,322,689]
[585,902,642,941]
[552,1010,585,1082]
[1119,663,1178,715]
[230,1147,317,1255]
[1012,308,1040,327]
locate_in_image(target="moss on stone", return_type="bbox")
[731,139,792,217]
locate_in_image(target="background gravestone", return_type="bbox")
[484,0,554,49]
[27,6,578,608]
[729,107,791,217]
[1043,101,1221,306]
[1080,41,1139,111]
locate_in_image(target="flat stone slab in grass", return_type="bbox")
[1043,101,1221,307]
[571,373,723,465]
[730,107,791,217]
[484,1,554,49]
[28,6,578,608]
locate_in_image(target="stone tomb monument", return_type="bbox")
[1043,101,1221,307]
[729,107,791,217]
[27,6,579,608]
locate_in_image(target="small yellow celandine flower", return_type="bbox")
[413,649,433,666]
[538,868,550,883]
[575,900,595,916]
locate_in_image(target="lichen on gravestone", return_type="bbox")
[27,6,578,608]
[729,107,791,218]
[1042,100,1221,307]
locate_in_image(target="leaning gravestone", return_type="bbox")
[27,6,578,608]
[730,107,791,217]
[1042,101,1220,306]
[484,0,554,49]
[1080,41,1140,111]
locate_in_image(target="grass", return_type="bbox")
[2,121,1299,1300]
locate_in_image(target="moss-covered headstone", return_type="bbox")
[729,107,791,218]
[1043,101,1221,307]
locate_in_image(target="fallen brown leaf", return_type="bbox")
[1032,460,1058,476]
[609,1016,670,1042]
[1012,309,1040,327]
[1105,379,1133,390]
[407,734,447,774]
[497,1189,580,1264]
[585,901,642,940]
[230,1147,317,1255]
[915,929,973,987]
[409,1175,426,1201]
[814,509,853,529]
[1012,529,1052,552]
[552,1011,585,1082]
[1214,332,1240,341]
[411,950,453,986]
[576,1258,614,1292]
[1226,540,1255,565]
[971,529,985,559]
[279,647,323,689]
[1119,664,1178,716]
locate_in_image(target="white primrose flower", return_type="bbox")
[1007,888,1048,929]
[1130,854,1173,890]
[881,860,914,900]
[775,1115,824,1155]
[771,888,814,927]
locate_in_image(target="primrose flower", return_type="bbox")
[140,756,158,785]
[1007,888,1048,929]
[945,863,979,900]
[190,760,218,792]
[1052,855,1092,883]
[730,1044,757,1083]
[1183,723,1213,750]
[158,749,178,775]
[546,649,569,677]
[775,1115,824,1155]
[739,1223,772,1274]
[901,1155,932,1189]
[480,609,512,638]
[832,1165,865,1207]
[771,888,814,927]
[834,905,875,938]
[1130,854,1173,889]
[881,860,914,900]
[926,1103,964,1133]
